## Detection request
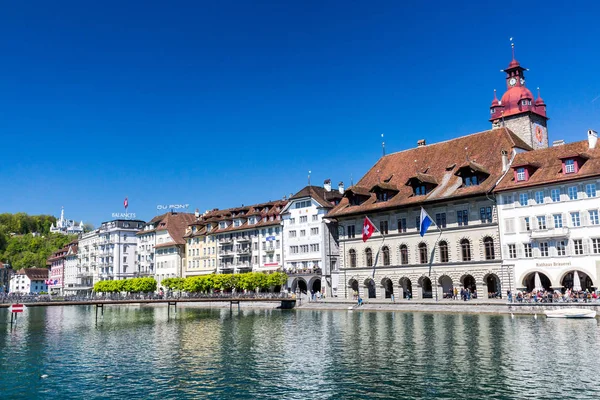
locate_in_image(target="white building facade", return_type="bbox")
[9,268,49,294]
[281,181,343,297]
[78,219,145,284]
[496,130,600,293]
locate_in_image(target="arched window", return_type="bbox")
[484,237,495,260]
[418,243,428,264]
[461,239,472,261]
[349,249,357,268]
[400,245,408,265]
[439,241,449,263]
[365,248,373,267]
[382,246,390,266]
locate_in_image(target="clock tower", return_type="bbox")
[490,44,549,149]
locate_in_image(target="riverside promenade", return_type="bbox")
[296,297,600,315]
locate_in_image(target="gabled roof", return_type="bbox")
[287,185,343,209]
[328,128,531,218]
[495,140,600,191]
[19,268,49,280]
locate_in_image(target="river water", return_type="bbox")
[1,305,599,399]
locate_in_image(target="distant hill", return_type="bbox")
[0,213,76,270]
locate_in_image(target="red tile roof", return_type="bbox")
[495,140,600,191]
[328,128,531,218]
[289,185,343,208]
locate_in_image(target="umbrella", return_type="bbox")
[534,272,544,292]
[572,271,582,292]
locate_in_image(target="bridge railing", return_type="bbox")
[0,291,293,304]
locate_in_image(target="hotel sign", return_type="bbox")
[112,212,137,219]
[157,204,190,210]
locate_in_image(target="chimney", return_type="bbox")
[588,129,598,149]
[338,181,344,194]
[324,179,331,192]
[552,139,565,147]
[195,208,200,219]
[417,139,426,147]
[501,150,509,172]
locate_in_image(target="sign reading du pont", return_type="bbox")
[156,204,190,211]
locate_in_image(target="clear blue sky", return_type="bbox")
[1,0,599,226]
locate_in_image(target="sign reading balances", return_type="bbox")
[156,204,190,210]
[112,197,136,219]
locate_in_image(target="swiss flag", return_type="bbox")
[362,217,376,242]
[124,197,129,209]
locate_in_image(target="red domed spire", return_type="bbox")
[507,42,520,69]
[535,87,545,105]
[491,89,500,107]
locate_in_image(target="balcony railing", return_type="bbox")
[530,227,570,239]
[218,238,233,245]
[237,236,251,242]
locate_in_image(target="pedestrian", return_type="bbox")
[357,296,363,306]
[391,293,395,303]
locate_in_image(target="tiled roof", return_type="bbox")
[328,128,531,218]
[20,268,49,280]
[289,185,343,208]
[495,140,600,191]
[196,200,288,235]
[157,212,196,244]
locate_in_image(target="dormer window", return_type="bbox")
[516,167,526,181]
[406,173,437,197]
[370,182,399,202]
[521,99,532,106]
[565,159,575,174]
[455,161,489,188]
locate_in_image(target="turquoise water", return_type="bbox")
[1,305,600,399]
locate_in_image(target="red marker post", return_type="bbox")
[10,303,25,325]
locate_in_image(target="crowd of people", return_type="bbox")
[509,288,599,303]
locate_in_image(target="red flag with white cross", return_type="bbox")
[362,217,377,242]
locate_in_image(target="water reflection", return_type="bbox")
[1,307,600,399]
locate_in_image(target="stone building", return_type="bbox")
[183,210,219,278]
[328,129,530,301]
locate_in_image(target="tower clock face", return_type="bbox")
[509,78,517,86]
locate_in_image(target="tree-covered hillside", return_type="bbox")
[0,213,77,270]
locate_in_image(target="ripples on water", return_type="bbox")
[1,306,600,399]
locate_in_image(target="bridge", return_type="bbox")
[0,297,298,321]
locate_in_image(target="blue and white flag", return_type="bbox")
[419,207,433,237]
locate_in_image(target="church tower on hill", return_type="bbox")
[490,44,549,149]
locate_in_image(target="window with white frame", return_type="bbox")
[539,242,549,257]
[565,159,575,173]
[586,183,597,198]
[300,216,307,223]
[300,230,306,237]
[289,230,296,238]
[519,193,529,206]
[537,215,546,230]
[553,214,563,228]
[312,215,318,221]
[568,186,578,200]
[508,244,516,259]
[589,210,599,225]
[573,239,584,255]
[516,167,526,181]
[571,212,581,227]
[535,191,544,204]
[524,242,532,258]
[551,188,561,202]
[592,238,600,254]
[310,227,319,235]
[556,240,567,256]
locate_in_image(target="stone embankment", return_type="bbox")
[295,298,600,315]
